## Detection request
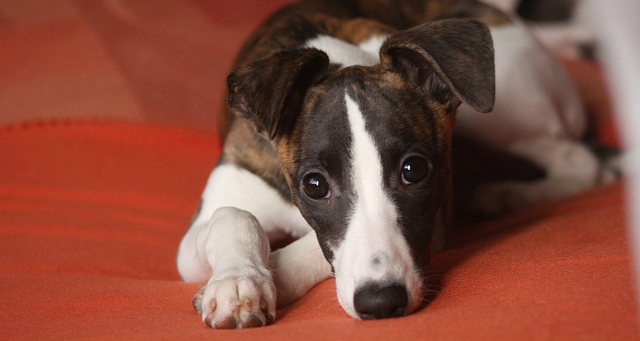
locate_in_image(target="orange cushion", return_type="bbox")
[0,121,637,339]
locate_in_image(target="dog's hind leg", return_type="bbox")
[471,137,612,216]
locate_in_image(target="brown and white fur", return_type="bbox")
[176,0,614,329]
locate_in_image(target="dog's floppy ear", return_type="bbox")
[227,48,329,139]
[380,18,495,113]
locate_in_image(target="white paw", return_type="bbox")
[193,270,276,329]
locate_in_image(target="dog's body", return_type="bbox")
[177,0,614,329]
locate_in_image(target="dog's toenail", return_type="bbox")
[214,316,237,329]
[242,314,264,328]
[204,313,214,328]
[260,298,267,310]
[266,312,275,324]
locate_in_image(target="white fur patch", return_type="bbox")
[196,164,311,240]
[332,93,422,318]
[358,35,388,56]
[178,164,311,282]
[305,35,385,68]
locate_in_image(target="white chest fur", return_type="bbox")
[193,165,312,241]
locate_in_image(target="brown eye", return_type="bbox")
[302,173,330,200]
[401,157,430,184]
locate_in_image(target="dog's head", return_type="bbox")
[228,19,494,319]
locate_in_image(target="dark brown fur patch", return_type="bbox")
[221,122,291,199]
[227,48,329,140]
[380,18,495,113]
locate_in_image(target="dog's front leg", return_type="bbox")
[269,231,332,306]
[185,207,275,329]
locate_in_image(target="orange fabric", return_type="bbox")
[0,121,637,339]
[0,0,637,339]
[0,0,292,129]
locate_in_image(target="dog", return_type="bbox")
[176,0,616,329]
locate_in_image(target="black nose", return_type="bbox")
[354,283,408,320]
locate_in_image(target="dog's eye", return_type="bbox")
[401,156,430,184]
[302,173,330,200]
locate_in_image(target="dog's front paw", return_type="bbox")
[193,270,276,329]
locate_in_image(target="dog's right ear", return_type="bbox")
[227,48,330,140]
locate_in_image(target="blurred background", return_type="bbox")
[0,0,637,337]
[0,0,290,129]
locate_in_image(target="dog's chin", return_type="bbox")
[335,278,360,319]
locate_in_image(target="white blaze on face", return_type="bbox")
[333,93,422,318]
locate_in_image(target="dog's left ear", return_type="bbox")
[227,48,330,140]
[380,18,495,113]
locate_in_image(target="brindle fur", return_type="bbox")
[219,0,505,204]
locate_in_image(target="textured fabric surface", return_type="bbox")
[0,0,292,129]
[0,0,637,339]
[0,121,637,340]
